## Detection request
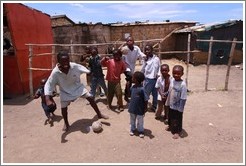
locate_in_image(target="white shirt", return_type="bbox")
[165,80,187,112]
[122,45,145,74]
[155,75,174,100]
[141,54,161,79]
[44,62,90,102]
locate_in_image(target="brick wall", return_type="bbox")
[52,22,196,62]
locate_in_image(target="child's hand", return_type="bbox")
[104,56,110,61]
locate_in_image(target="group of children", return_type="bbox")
[35,36,187,139]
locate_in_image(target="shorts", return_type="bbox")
[60,89,93,108]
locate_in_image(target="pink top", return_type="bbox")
[101,58,126,83]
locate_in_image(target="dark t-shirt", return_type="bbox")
[128,85,149,115]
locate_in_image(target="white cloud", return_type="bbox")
[107,3,197,21]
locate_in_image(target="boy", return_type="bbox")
[165,65,187,139]
[101,49,126,112]
[88,46,108,99]
[128,71,149,138]
[155,64,173,124]
[44,50,109,132]
[34,78,56,126]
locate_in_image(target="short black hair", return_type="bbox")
[144,44,153,51]
[173,65,184,72]
[112,49,122,57]
[57,50,69,62]
[133,71,145,83]
[161,64,169,70]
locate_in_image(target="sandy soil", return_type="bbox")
[2,59,244,164]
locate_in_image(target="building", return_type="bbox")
[3,3,54,98]
[174,20,243,65]
[51,15,75,27]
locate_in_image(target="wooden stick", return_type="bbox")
[28,45,33,96]
[28,68,52,71]
[205,36,213,91]
[224,38,237,90]
[196,39,242,44]
[186,34,191,89]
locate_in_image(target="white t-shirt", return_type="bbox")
[141,54,161,79]
[122,45,145,74]
[44,62,90,102]
[165,79,187,112]
[155,75,173,101]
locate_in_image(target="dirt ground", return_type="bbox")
[2,59,244,164]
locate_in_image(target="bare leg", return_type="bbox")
[86,97,109,119]
[61,107,70,131]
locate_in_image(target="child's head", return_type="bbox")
[112,49,122,61]
[144,44,153,57]
[126,36,134,48]
[40,78,47,87]
[132,71,145,84]
[85,46,92,54]
[90,46,98,57]
[160,64,170,77]
[57,50,70,72]
[172,65,184,81]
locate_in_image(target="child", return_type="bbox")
[141,44,161,112]
[121,36,145,102]
[128,71,149,138]
[88,46,108,99]
[155,64,173,124]
[101,49,126,112]
[34,78,57,126]
[165,65,187,139]
[45,50,109,132]
[80,46,91,86]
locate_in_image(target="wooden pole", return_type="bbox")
[205,36,213,91]
[185,33,191,90]
[224,38,237,90]
[52,46,56,68]
[158,42,162,61]
[28,45,33,96]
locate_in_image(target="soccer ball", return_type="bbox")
[91,121,102,132]
[121,46,129,55]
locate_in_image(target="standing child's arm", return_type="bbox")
[101,56,110,67]
[33,89,41,99]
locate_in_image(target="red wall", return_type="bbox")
[4,3,54,97]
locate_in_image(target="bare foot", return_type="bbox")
[107,105,113,110]
[98,114,109,119]
[165,126,170,131]
[62,124,70,132]
[48,118,54,127]
[44,119,49,125]
[172,133,179,139]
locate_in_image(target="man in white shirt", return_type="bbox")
[45,50,108,132]
[121,36,145,102]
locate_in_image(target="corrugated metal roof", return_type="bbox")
[174,20,241,33]
[109,21,197,26]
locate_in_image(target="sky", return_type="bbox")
[19,1,244,25]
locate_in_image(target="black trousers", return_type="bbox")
[124,71,132,98]
[168,108,183,134]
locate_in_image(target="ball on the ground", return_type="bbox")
[92,121,102,132]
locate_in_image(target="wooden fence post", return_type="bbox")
[52,45,56,68]
[224,38,237,90]
[205,36,213,91]
[186,33,191,90]
[28,45,33,96]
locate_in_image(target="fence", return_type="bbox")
[26,36,243,96]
